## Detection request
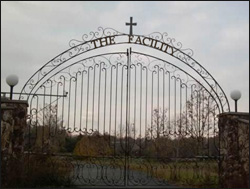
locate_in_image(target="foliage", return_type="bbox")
[64,134,82,153]
[1,154,72,188]
[74,131,113,156]
[25,104,71,153]
[185,88,218,138]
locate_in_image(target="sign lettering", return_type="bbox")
[89,35,178,56]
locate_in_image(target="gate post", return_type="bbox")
[1,97,28,186]
[218,112,249,188]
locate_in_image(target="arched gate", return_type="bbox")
[20,24,230,187]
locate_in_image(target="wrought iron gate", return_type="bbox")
[20,27,230,187]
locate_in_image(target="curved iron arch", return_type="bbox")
[30,51,221,111]
[19,27,230,112]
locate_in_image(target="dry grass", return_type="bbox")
[128,158,219,188]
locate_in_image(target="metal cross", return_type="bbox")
[126,17,137,35]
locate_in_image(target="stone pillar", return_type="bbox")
[1,98,29,187]
[218,112,249,188]
[1,98,28,157]
[1,98,28,187]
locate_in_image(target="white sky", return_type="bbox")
[1,1,249,112]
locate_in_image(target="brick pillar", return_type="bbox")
[218,112,249,188]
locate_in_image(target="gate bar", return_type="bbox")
[1,92,68,97]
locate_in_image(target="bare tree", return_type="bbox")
[147,108,169,139]
[27,104,68,153]
[143,87,220,158]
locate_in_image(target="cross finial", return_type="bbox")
[126,17,137,35]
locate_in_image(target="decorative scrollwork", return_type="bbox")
[146,32,194,57]
[69,27,123,48]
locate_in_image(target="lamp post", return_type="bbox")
[230,90,241,112]
[6,75,19,100]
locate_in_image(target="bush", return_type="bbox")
[1,153,72,188]
[74,132,113,157]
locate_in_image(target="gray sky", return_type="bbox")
[1,1,249,112]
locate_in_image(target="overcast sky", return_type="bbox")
[1,1,249,112]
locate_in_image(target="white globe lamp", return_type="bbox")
[230,90,241,112]
[6,74,19,100]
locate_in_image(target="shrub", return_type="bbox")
[1,153,72,188]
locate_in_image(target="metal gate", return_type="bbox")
[20,26,230,187]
